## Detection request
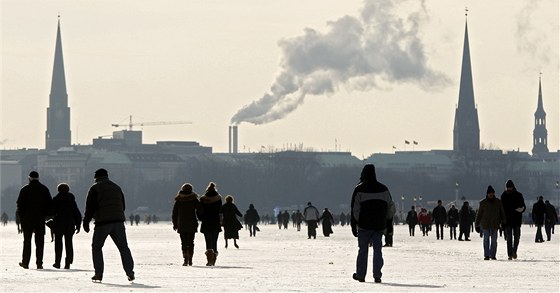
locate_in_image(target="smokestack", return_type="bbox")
[228,126,232,153]
[233,125,238,154]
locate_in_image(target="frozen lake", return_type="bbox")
[1,222,558,292]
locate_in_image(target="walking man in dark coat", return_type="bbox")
[351,164,395,284]
[532,196,546,243]
[544,200,558,241]
[432,200,447,240]
[83,168,135,282]
[405,206,418,236]
[447,204,459,240]
[500,180,526,260]
[51,183,82,269]
[17,171,52,269]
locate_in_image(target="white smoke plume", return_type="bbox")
[516,0,552,66]
[231,0,450,125]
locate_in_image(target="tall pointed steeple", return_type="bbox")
[453,16,480,153]
[46,16,71,150]
[532,75,548,156]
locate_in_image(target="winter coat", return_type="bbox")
[418,209,432,225]
[501,189,526,227]
[475,197,506,230]
[172,191,200,233]
[198,190,222,233]
[244,207,260,225]
[84,176,126,226]
[406,210,418,226]
[51,192,82,234]
[350,175,395,232]
[447,207,459,227]
[303,205,320,222]
[320,210,334,236]
[459,205,473,226]
[220,202,243,239]
[545,203,558,225]
[532,200,546,226]
[432,205,447,224]
[16,180,52,229]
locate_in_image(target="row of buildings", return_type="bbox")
[1,17,558,215]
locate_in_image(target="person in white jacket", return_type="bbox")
[303,202,320,239]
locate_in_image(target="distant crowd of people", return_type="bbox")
[7,165,559,285]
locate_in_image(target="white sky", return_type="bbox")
[1,0,558,157]
[1,223,559,291]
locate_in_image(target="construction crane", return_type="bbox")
[111,115,192,131]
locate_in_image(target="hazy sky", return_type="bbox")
[1,0,558,157]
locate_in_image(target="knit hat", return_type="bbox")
[28,171,39,179]
[360,164,377,182]
[487,185,495,194]
[506,180,515,189]
[181,183,193,193]
[94,168,108,178]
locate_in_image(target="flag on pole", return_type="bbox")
[405,140,410,144]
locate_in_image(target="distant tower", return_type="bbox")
[453,16,480,153]
[45,16,71,150]
[532,76,548,156]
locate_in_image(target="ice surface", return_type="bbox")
[1,223,558,292]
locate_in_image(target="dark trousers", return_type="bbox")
[203,231,220,252]
[248,224,257,237]
[179,232,195,252]
[449,226,457,239]
[544,223,553,241]
[535,225,544,242]
[408,224,415,236]
[92,222,134,277]
[421,224,429,236]
[54,230,75,266]
[435,223,444,239]
[356,229,383,279]
[21,225,45,267]
[307,220,317,238]
[504,225,521,257]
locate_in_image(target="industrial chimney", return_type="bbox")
[229,125,239,154]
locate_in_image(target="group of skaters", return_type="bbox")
[274,206,336,237]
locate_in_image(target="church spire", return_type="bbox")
[453,16,480,153]
[532,75,548,156]
[45,16,71,150]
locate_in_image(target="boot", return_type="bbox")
[188,247,194,266]
[212,250,218,266]
[182,250,189,266]
[205,250,214,266]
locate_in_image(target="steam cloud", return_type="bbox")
[516,0,552,65]
[231,0,449,125]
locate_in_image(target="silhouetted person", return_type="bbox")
[447,204,459,240]
[199,182,222,266]
[432,200,447,240]
[500,180,526,260]
[303,202,320,239]
[351,164,395,284]
[221,195,243,249]
[320,208,334,237]
[172,183,200,266]
[83,168,135,282]
[475,185,506,260]
[51,183,82,269]
[17,171,52,269]
[294,210,303,231]
[458,201,473,241]
[544,200,558,241]
[532,196,546,243]
[244,204,260,237]
[1,212,8,226]
[406,206,418,236]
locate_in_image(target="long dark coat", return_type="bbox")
[220,202,243,239]
[447,207,459,227]
[172,191,200,233]
[198,190,222,233]
[320,210,334,236]
[501,189,526,227]
[459,204,473,232]
[532,200,546,226]
[17,180,52,230]
[51,192,82,234]
[406,210,418,226]
[244,206,260,225]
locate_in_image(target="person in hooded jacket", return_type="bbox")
[447,204,459,240]
[350,164,395,284]
[51,183,82,269]
[500,180,526,260]
[405,206,418,236]
[458,201,473,241]
[172,183,200,266]
[532,196,546,243]
[198,182,222,266]
[220,195,243,249]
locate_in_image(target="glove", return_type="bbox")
[83,221,90,233]
[75,225,80,234]
[351,225,358,237]
[475,226,481,233]
[515,207,524,213]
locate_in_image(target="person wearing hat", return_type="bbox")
[172,183,201,266]
[350,164,395,284]
[532,196,546,243]
[83,168,135,282]
[500,179,526,260]
[475,185,506,260]
[16,171,52,269]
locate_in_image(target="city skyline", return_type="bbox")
[1,0,558,157]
